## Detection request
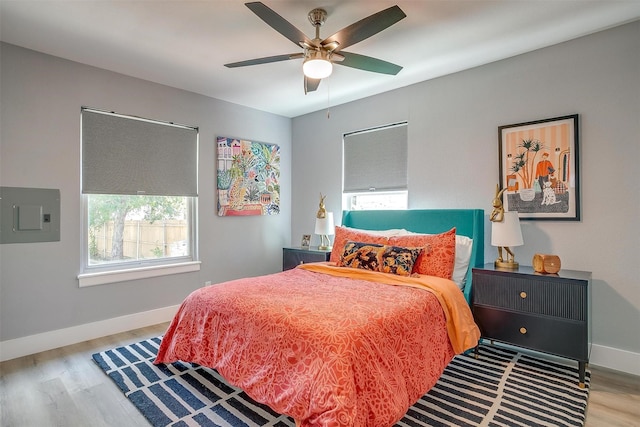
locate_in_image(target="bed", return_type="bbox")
[155,209,484,426]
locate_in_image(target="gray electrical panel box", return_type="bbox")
[0,187,60,244]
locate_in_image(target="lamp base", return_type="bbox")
[495,259,519,269]
[317,233,332,252]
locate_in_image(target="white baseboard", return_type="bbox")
[590,343,640,376]
[0,305,180,362]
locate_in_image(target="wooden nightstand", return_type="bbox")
[472,263,592,387]
[282,247,331,271]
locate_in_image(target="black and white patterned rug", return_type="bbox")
[92,337,590,427]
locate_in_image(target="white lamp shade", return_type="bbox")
[303,54,333,79]
[491,211,524,247]
[314,212,335,235]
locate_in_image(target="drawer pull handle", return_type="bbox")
[520,291,527,299]
[520,327,527,334]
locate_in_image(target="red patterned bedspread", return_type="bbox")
[155,265,477,426]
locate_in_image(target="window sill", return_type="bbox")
[78,261,201,288]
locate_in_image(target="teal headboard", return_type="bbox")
[341,209,484,304]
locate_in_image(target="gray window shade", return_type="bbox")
[82,108,198,196]
[343,123,407,193]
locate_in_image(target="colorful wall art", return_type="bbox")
[498,114,580,220]
[216,137,280,216]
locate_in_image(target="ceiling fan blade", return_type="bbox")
[225,53,303,68]
[245,2,312,47]
[321,5,406,51]
[337,51,403,75]
[304,76,321,94]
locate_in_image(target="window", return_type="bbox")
[343,191,407,210]
[342,122,408,210]
[79,108,199,287]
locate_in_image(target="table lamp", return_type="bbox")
[315,212,334,251]
[491,211,524,269]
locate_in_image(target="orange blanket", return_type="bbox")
[155,266,479,426]
[298,262,480,354]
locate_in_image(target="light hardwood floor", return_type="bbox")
[1,323,639,426]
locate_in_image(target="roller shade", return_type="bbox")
[82,108,198,196]
[343,123,407,193]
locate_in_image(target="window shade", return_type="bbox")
[343,123,408,193]
[82,108,198,196]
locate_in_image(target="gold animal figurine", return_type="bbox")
[317,193,327,219]
[490,184,506,223]
[496,245,516,266]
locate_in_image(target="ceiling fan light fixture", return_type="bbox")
[303,51,333,79]
[231,2,406,93]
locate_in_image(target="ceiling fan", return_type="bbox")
[224,2,406,94]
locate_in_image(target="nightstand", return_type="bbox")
[282,247,331,271]
[472,263,592,387]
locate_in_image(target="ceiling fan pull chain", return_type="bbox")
[326,78,331,119]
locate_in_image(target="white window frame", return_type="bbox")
[342,190,408,211]
[78,195,199,287]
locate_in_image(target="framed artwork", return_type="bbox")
[498,114,580,221]
[301,234,311,248]
[216,136,280,216]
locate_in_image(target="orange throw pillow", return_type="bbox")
[389,228,456,279]
[330,226,389,263]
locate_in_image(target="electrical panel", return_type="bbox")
[0,187,60,244]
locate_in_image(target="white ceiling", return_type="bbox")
[1,1,639,118]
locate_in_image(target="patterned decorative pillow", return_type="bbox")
[379,244,423,276]
[330,226,389,263]
[338,241,423,277]
[389,228,457,279]
[339,241,385,271]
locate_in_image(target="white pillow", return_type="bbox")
[399,230,473,290]
[345,227,408,237]
[452,235,473,289]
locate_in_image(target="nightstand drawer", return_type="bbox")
[473,272,587,321]
[282,247,331,271]
[473,306,588,361]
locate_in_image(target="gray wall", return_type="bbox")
[0,43,292,341]
[1,21,638,364]
[292,22,640,356]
